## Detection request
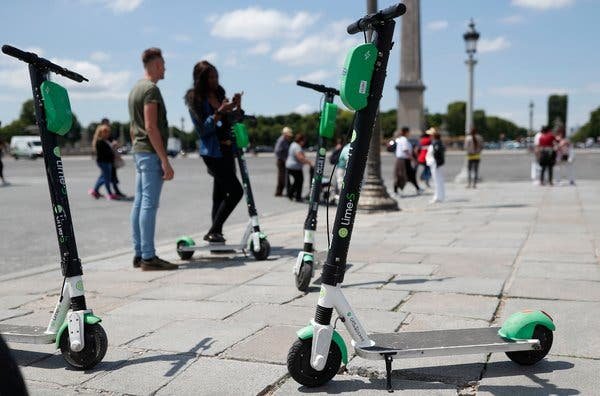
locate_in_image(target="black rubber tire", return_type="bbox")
[59,323,108,370]
[287,337,342,388]
[0,335,28,395]
[505,325,553,365]
[176,241,194,260]
[251,239,270,261]
[295,260,313,292]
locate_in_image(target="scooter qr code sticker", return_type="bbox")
[359,80,367,94]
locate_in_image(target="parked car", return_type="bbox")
[254,145,274,153]
[9,135,43,159]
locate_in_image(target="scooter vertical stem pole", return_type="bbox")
[316,22,396,321]
[236,149,259,229]
[28,65,86,311]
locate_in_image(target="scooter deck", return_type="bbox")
[355,327,539,360]
[0,324,55,344]
[179,243,245,253]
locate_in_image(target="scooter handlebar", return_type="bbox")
[347,3,407,34]
[2,44,88,83]
[296,80,340,96]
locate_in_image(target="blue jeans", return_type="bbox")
[94,161,113,194]
[131,153,163,260]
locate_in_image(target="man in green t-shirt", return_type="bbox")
[128,47,176,271]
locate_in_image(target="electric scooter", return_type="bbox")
[293,80,338,292]
[176,114,270,261]
[0,45,108,369]
[286,5,555,392]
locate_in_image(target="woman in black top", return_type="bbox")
[185,61,243,243]
[88,124,117,200]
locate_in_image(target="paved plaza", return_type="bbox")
[1,172,599,394]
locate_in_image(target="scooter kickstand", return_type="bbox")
[383,353,395,393]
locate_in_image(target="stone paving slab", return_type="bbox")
[288,288,410,311]
[516,260,600,281]
[399,292,499,321]
[508,277,600,301]
[274,375,458,395]
[0,294,44,310]
[101,313,175,347]
[156,357,287,396]
[354,262,437,276]
[384,276,505,296]
[433,261,513,279]
[130,318,264,356]
[133,283,232,301]
[106,299,248,321]
[84,350,197,395]
[478,355,599,396]
[208,284,303,304]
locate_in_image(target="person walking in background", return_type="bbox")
[0,138,9,186]
[286,133,313,202]
[531,128,543,184]
[274,126,293,197]
[538,126,557,186]
[128,47,176,271]
[88,124,118,200]
[185,60,244,243]
[556,129,575,185]
[101,118,127,199]
[425,128,445,203]
[394,126,421,197]
[465,127,484,188]
[333,139,350,203]
[416,130,431,188]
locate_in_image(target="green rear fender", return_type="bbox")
[55,313,102,348]
[297,325,348,365]
[498,310,555,340]
[176,236,196,247]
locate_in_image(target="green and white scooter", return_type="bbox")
[176,115,270,261]
[293,80,338,292]
[0,45,107,369]
[286,5,555,392]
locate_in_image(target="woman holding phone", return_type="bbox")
[185,61,244,243]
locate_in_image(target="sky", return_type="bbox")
[1,0,599,133]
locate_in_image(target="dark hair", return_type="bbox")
[294,133,305,143]
[100,118,110,125]
[401,126,410,133]
[142,48,162,66]
[184,61,225,114]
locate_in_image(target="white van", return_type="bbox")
[10,136,43,159]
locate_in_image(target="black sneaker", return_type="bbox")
[133,256,142,268]
[203,233,226,243]
[140,256,178,271]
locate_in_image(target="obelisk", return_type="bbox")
[396,0,426,136]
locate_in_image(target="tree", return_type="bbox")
[445,101,466,135]
[547,95,567,128]
[19,99,36,125]
[473,109,487,135]
[571,106,600,142]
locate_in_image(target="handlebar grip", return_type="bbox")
[347,2,406,34]
[2,45,38,63]
[2,44,88,83]
[297,80,320,90]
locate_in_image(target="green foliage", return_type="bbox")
[446,101,466,136]
[473,109,487,134]
[548,95,567,127]
[571,106,600,142]
[485,116,526,141]
[19,99,36,125]
[426,112,444,129]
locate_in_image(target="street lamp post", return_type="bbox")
[529,101,534,137]
[455,19,480,183]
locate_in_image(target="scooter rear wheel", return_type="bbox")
[251,238,270,261]
[295,260,313,292]
[59,323,108,370]
[505,325,553,365]
[287,337,341,387]
[176,241,194,260]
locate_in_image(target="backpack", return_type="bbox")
[433,141,445,167]
[386,139,396,153]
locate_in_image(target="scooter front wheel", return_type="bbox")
[59,323,108,370]
[251,238,270,261]
[176,241,194,260]
[295,260,313,292]
[287,337,341,387]
[505,325,553,365]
